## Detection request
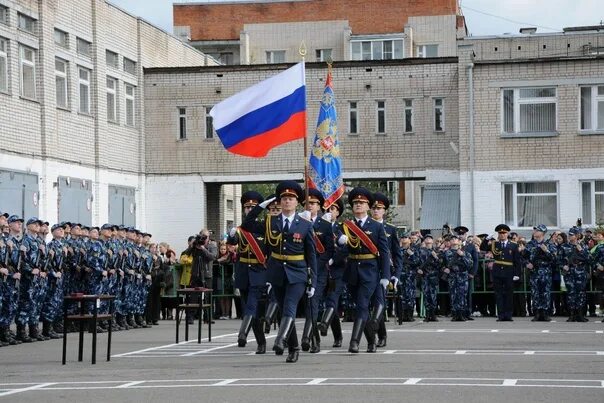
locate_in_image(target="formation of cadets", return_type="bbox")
[0,210,161,347]
[230,181,604,363]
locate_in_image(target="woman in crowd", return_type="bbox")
[159,242,177,320]
[215,241,236,319]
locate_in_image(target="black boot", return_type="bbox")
[117,314,129,330]
[136,315,149,328]
[251,319,266,354]
[348,318,365,353]
[566,309,576,322]
[318,307,335,336]
[376,318,387,347]
[29,324,45,341]
[310,329,320,354]
[431,311,439,322]
[408,308,416,322]
[263,302,278,334]
[237,315,253,347]
[368,304,384,333]
[300,318,312,352]
[542,310,552,322]
[286,348,299,363]
[365,326,377,353]
[576,309,589,322]
[53,320,64,334]
[1,327,15,345]
[42,321,52,338]
[331,317,343,348]
[424,309,432,322]
[16,324,33,343]
[531,309,540,322]
[128,314,140,328]
[272,316,295,356]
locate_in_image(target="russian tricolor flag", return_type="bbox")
[210,62,306,158]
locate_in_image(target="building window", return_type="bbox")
[266,50,285,64]
[581,180,604,226]
[19,45,36,99]
[503,182,558,228]
[502,87,557,135]
[315,49,332,62]
[76,37,91,58]
[349,101,358,134]
[376,100,386,134]
[416,44,439,58]
[205,106,215,139]
[106,50,119,69]
[54,29,68,48]
[55,58,68,109]
[125,84,135,126]
[178,107,187,140]
[434,98,445,132]
[123,57,136,75]
[580,85,604,132]
[0,5,9,26]
[0,37,8,93]
[106,77,117,122]
[404,99,413,133]
[226,199,234,210]
[351,39,403,61]
[18,13,35,34]
[78,67,90,114]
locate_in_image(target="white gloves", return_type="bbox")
[512,276,520,281]
[380,278,390,289]
[306,287,315,298]
[265,282,272,294]
[390,276,399,288]
[338,235,348,246]
[321,212,332,223]
[299,210,311,221]
[229,227,237,237]
[328,258,334,266]
[259,197,276,209]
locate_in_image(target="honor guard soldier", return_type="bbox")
[369,192,401,348]
[300,188,334,354]
[0,213,21,346]
[481,224,521,321]
[399,233,421,322]
[558,227,590,322]
[229,190,268,354]
[453,226,479,320]
[525,224,557,322]
[418,235,441,322]
[250,181,317,363]
[339,187,390,353]
[40,223,67,339]
[317,198,347,348]
[590,228,604,322]
[441,235,473,321]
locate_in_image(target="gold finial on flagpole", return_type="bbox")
[298,40,307,58]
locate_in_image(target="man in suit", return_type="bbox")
[481,224,521,321]
[339,187,390,353]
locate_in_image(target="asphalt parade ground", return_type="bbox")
[0,318,603,402]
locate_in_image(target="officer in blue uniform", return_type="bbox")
[441,235,473,321]
[340,187,390,353]
[454,226,479,320]
[40,223,66,339]
[400,233,421,322]
[249,181,317,363]
[300,188,334,354]
[262,194,281,333]
[558,227,590,322]
[370,192,401,348]
[525,224,557,322]
[317,198,346,348]
[229,191,268,354]
[480,224,521,321]
[418,235,441,322]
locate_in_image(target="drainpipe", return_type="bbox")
[467,62,476,233]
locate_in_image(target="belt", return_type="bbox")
[494,260,513,266]
[349,254,377,260]
[239,257,260,264]
[271,252,305,261]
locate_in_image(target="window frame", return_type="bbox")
[315,48,332,62]
[205,106,215,139]
[404,98,413,133]
[106,76,118,123]
[106,50,119,69]
[265,50,285,64]
[54,28,68,49]
[76,37,92,58]
[579,85,604,133]
[0,37,8,93]
[55,57,69,109]
[350,39,404,61]
[19,44,36,100]
[123,57,136,75]
[433,97,445,132]
[124,83,135,127]
[0,5,9,26]
[580,180,604,226]
[17,13,35,34]
[177,107,187,140]
[501,87,558,136]
[416,44,439,58]
[376,100,386,134]
[348,101,358,135]
[77,66,91,114]
[502,181,559,229]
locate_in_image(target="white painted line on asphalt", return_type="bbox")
[524,351,535,355]
[116,381,145,388]
[502,379,517,386]
[212,379,238,386]
[382,350,396,354]
[596,330,603,334]
[306,378,327,385]
[455,350,467,354]
[596,351,604,355]
[317,349,331,354]
[541,330,550,333]
[490,329,499,332]
[0,382,56,397]
[403,378,422,385]
[436,329,446,332]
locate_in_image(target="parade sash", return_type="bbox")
[344,220,379,255]
[238,228,266,265]
[313,232,326,254]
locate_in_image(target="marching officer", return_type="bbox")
[247,181,317,363]
[339,187,390,353]
[525,224,557,322]
[481,224,521,321]
[229,190,268,354]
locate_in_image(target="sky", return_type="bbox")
[109,0,604,37]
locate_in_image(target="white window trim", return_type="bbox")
[581,180,604,226]
[0,37,8,93]
[579,85,604,134]
[376,100,386,134]
[106,77,118,123]
[78,66,90,114]
[350,38,404,61]
[315,48,332,62]
[404,98,414,133]
[348,101,358,135]
[433,97,445,132]
[177,107,187,140]
[124,83,135,127]
[501,87,558,136]
[416,44,438,58]
[265,50,286,64]
[502,182,560,229]
[19,44,36,100]
[55,58,68,109]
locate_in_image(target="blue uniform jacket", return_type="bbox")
[343,216,390,286]
[384,223,403,279]
[313,216,334,274]
[229,215,268,288]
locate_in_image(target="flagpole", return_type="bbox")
[299,41,309,206]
